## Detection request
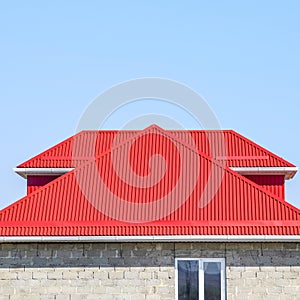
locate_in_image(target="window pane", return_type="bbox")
[204,262,221,300]
[178,260,199,300]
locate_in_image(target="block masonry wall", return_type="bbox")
[0,242,299,300]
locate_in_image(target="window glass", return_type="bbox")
[204,262,221,300]
[178,260,199,300]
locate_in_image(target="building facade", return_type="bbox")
[0,125,299,299]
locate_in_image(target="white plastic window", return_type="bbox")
[175,258,225,300]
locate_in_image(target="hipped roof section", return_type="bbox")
[1,125,299,236]
[17,127,295,169]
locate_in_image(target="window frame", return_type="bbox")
[175,257,226,300]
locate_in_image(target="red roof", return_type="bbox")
[18,129,294,168]
[1,125,299,237]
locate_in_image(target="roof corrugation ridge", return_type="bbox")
[1,128,153,217]
[140,127,299,214]
[0,223,299,236]
[184,145,300,216]
[17,128,295,168]
[230,130,295,167]
[17,130,142,168]
[2,125,299,222]
[92,124,216,162]
[17,133,79,168]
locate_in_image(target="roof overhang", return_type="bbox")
[14,167,298,180]
[1,235,300,243]
[13,168,74,179]
[230,167,298,180]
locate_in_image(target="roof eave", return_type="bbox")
[230,166,298,180]
[13,168,74,179]
[1,235,300,243]
[14,166,298,180]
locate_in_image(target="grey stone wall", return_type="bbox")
[0,242,299,299]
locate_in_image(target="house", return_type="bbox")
[0,125,299,299]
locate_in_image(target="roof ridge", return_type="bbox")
[71,127,296,214]
[0,168,73,215]
[93,124,217,162]
[224,163,300,214]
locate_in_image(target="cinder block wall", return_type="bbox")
[0,242,299,300]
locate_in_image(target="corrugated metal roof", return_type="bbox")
[1,125,299,236]
[18,128,294,168]
[0,222,299,236]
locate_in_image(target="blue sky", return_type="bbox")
[0,1,299,209]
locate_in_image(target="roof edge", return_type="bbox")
[1,235,300,243]
[14,166,298,180]
[230,167,298,180]
[13,168,74,179]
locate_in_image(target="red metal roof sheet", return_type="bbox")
[17,128,294,168]
[1,126,299,236]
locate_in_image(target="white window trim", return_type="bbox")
[175,258,226,300]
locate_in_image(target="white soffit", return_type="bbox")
[14,167,298,180]
[230,167,298,180]
[13,168,74,179]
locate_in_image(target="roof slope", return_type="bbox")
[17,129,295,168]
[1,126,299,236]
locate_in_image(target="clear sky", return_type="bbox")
[0,1,299,209]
